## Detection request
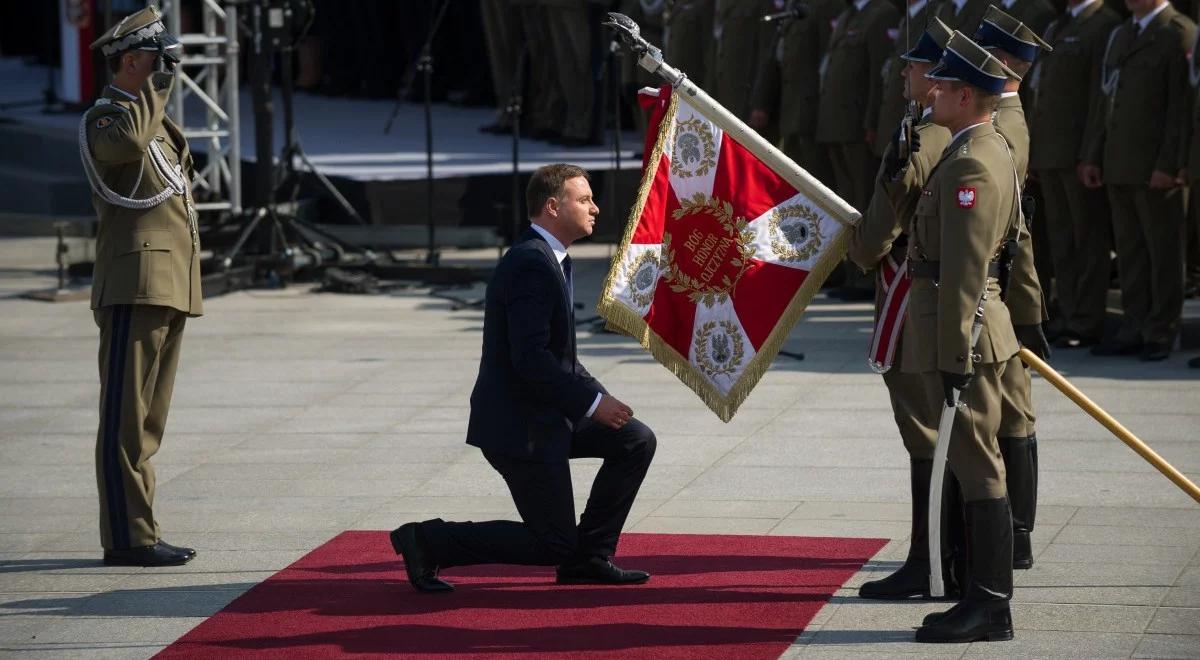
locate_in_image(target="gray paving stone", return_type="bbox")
[1038,543,1198,566]
[1133,633,1200,659]
[1014,585,1169,607]
[1163,587,1200,608]
[1013,603,1156,633]
[1146,607,1200,635]
[1054,525,1200,547]
[960,630,1141,658]
[630,516,779,534]
[650,498,800,519]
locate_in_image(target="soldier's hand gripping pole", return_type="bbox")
[1018,348,1200,504]
[927,297,986,598]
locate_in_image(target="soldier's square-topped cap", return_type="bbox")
[927,31,1021,94]
[90,6,181,58]
[974,4,1052,62]
[902,17,954,63]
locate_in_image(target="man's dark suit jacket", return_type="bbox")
[466,227,605,462]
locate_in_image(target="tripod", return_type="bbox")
[222,0,365,280]
[384,0,453,267]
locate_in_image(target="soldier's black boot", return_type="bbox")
[916,497,1015,643]
[859,460,958,600]
[1001,435,1038,569]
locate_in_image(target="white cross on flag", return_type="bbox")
[598,86,860,421]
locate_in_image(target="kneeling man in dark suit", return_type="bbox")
[391,163,657,592]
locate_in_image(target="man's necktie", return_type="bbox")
[563,254,574,311]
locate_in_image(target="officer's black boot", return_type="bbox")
[859,460,958,599]
[916,497,1015,643]
[1001,435,1038,569]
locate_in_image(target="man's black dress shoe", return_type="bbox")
[1090,339,1142,356]
[1139,342,1170,362]
[390,523,454,593]
[103,541,195,567]
[556,557,650,585]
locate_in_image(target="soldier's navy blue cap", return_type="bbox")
[901,17,953,63]
[926,31,1020,94]
[973,5,1052,63]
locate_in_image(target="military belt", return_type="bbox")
[908,260,1001,280]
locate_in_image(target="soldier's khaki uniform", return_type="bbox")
[936,0,992,34]
[1187,31,1200,294]
[1030,0,1122,342]
[517,2,566,139]
[900,122,1021,502]
[850,111,953,460]
[872,0,935,159]
[751,0,842,184]
[481,0,521,129]
[665,0,716,89]
[83,74,202,550]
[541,0,596,142]
[713,0,776,122]
[817,0,902,211]
[1084,6,1196,349]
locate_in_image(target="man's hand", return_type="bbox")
[592,394,634,430]
[1149,170,1178,190]
[749,109,769,130]
[882,124,915,180]
[1014,324,1051,361]
[1077,162,1103,189]
[939,370,974,408]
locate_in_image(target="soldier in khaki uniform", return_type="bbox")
[872,0,936,159]
[1030,0,1122,348]
[1185,29,1200,309]
[1081,0,1196,361]
[848,18,961,601]
[81,7,201,567]
[903,32,1022,643]
[818,0,902,212]
[750,0,842,184]
[712,0,776,122]
[937,0,994,33]
[974,4,1053,570]
[665,0,716,88]
[542,1,599,145]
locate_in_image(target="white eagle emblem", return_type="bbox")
[956,187,976,209]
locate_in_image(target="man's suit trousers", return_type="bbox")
[423,418,656,568]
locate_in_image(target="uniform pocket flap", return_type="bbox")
[118,229,172,256]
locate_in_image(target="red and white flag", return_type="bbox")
[599,86,860,421]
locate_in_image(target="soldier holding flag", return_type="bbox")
[901,32,1024,643]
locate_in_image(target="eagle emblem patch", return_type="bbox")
[95,116,113,130]
[957,187,976,209]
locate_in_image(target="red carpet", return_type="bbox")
[157,531,885,659]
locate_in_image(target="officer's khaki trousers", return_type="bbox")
[997,354,1036,438]
[518,6,564,137]
[1039,167,1110,340]
[883,359,939,460]
[95,304,185,550]
[544,4,594,140]
[481,0,521,124]
[1107,184,1185,346]
[782,132,834,189]
[827,141,877,212]
[920,361,1008,502]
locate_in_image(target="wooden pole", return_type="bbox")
[1018,348,1200,504]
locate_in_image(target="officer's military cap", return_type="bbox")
[973,5,1052,62]
[927,31,1021,93]
[90,6,181,58]
[902,17,954,63]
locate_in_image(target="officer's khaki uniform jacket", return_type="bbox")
[935,0,991,34]
[713,0,776,120]
[993,95,1046,326]
[665,0,716,88]
[817,0,901,143]
[84,75,202,316]
[1084,5,1196,183]
[850,112,952,269]
[1029,0,1122,171]
[872,0,934,157]
[900,123,1021,375]
[751,0,842,139]
[1187,30,1200,177]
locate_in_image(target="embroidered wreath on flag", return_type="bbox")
[661,193,757,307]
[694,320,747,377]
[768,203,825,263]
[670,118,717,178]
[624,250,662,308]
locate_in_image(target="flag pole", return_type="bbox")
[1018,348,1200,503]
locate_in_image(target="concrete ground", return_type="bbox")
[0,237,1197,659]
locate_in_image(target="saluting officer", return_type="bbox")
[902,32,1023,643]
[1029,0,1122,348]
[81,7,201,567]
[1082,0,1195,361]
[848,18,960,601]
[873,0,937,160]
[973,4,1053,571]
